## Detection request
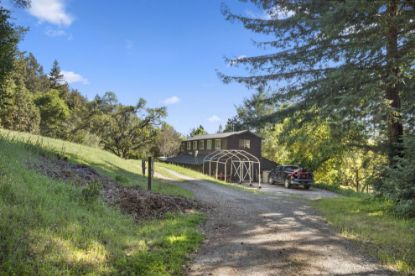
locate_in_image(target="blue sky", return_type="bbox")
[9,0,267,135]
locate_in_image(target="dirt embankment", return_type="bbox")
[29,154,201,221]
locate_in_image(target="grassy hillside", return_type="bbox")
[0,129,202,274]
[0,129,191,197]
[313,196,415,273]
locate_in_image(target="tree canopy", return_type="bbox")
[189,125,207,137]
[222,0,415,216]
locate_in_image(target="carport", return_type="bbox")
[202,150,261,187]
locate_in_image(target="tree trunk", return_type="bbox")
[385,0,404,165]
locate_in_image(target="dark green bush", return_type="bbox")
[377,135,415,217]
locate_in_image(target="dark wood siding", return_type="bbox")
[226,132,261,157]
[181,132,262,157]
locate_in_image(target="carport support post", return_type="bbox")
[224,162,227,182]
[147,156,152,191]
[258,163,261,189]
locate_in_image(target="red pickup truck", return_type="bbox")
[268,165,313,189]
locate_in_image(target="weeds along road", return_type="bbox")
[159,168,394,276]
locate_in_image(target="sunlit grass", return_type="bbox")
[313,196,415,273]
[0,128,190,198]
[156,161,261,193]
[0,129,203,274]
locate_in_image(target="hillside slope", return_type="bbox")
[0,129,203,274]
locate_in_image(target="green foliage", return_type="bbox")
[0,6,24,84]
[379,135,415,217]
[34,89,70,138]
[89,93,167,158]
[155,123,182,157]
[48,59,64,89]
[224,87,274,132]
[313,196,415,273]
[189,124,207,137]
[267,118,385,192]
[0,74,40,133]
[222,1,415,211]
[19,52,50,93]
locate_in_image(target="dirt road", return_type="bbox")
[160,169,394,275]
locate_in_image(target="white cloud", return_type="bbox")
[61,70,88,85]
[163,96,180,105]
[208,115,221,123]
[29,0,73,26]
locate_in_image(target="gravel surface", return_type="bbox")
[159,169,395,276]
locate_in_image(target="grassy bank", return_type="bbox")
[156,162,261,193]
[0,129,190,198]
[0,129,203,274]
[313,196,415,273]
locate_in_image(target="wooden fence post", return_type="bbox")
[142,159,146,176]
[147,156,152,191]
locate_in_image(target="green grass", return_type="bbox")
[156,162,261,194]
[0,128,191,198]
[313,182,360,196]
[0,129,203,274]
[313,196,415,273]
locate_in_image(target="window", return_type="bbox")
[206,139,212,150]
[239,139,251,149]
[199,140,205,150]
[187,141,191,150]
[215,139,221,150]
[193,141,198,150]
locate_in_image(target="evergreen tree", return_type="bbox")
[0,74,40,133]
[189,125,207,137]
[22,52,50,93]
[49,60,64,89]
[34,89,70,138]
[224,87,275,132]
[0,6,24,85]
[221,0,415,166]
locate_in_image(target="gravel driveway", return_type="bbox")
[159,169,394,275]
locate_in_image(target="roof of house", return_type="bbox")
[185,130,262,141]
[165,154,207,165]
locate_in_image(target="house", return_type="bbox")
[165,130,277,183]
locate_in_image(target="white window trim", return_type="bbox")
[207,140,212,150]
[215,139,221,150]
[239,139,251,149]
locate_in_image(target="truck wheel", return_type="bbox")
[268,177,274,184]
[284,178,291,189]
[304,185,311,190]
